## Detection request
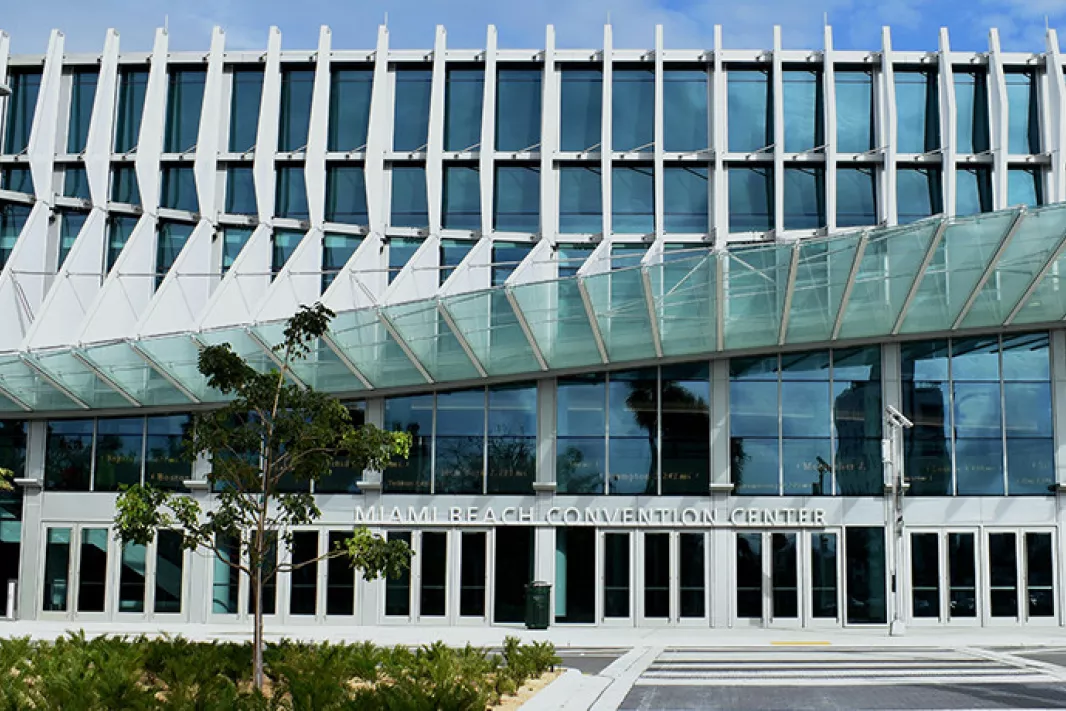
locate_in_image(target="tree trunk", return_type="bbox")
[253,564,264,690]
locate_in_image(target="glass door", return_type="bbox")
[907,530,980,625]
[457,530,488,623]
[601,531,633,625]
[639,532,671,625]
[734,531,835,628]
[984,529,1058,626]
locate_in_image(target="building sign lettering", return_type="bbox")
[352,505,827,528]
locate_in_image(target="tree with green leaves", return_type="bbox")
[113,303,414,690]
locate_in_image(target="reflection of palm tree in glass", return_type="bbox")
[557,445,605,494]
[625,379,710,495]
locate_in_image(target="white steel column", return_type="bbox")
[601,24,613,237]
[881,27,898,226]
[652,24,665,243]
[194,27,226,219]
[1052,330,1066,488]
[1046,30,1066,204]
[938,28,957,217]
[365,25,390,234]
[0,33,9,141]
[771,25,784,236]
[988,29,1009,210]
[426,26,446,235]
[711,26,727,245]
[84,30,119,208]
[824,25,838,234]
[479,26,497,237]
[26,30,64,201]
[540,26,558,242]
[254,27,282,225]
[135,29,169,215]
[304,26,332,230]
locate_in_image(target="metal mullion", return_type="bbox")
[657,365,662,496]
[829,353,837,496]
[777,355,784,496]
[715,253,725,351]
[891,218,948,335]
[1003,228,1066,325]
[948,338,958,496]
[430,393,437,495]
[999,335,1009,496]
[951,208,1026,330]
[140,415,148,486]
[831,230,869,340]
[482,387,488,495]
[777,241,801,346]
[90,418,98,492]
[604,372,611,496]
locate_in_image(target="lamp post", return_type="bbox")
[884,405,913,637]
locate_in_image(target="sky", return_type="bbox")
[3,0,1066,55]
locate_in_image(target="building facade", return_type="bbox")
[1,22,1066,631]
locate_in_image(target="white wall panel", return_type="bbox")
[84,30,119,208]
[320,234,384,312]
[77,214,158,343]
[382,233,441,305]
[137,219,216,337]
[135,29,168,214]
[26,30,64,202]
[0,203,51,350]
[254,227,320,322]
[198,223,272,330]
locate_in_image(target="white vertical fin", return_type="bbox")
[135,28,169,214]
[304,25,331,229]
[84,29,120,208]
[194,27,226,218]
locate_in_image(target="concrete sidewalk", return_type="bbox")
[3,620,1066,649]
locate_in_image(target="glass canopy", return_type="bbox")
[2,204,1065,413]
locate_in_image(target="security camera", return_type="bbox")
[885,405,914,429]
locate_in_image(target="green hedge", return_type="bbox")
[0,632,561,711]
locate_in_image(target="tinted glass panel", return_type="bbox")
[3,71,42,154]
[559,166,601,233]
[956,168,992,217]
[663,166,708,233]
[729,167,772,232]
[43,527,71,612]
[325,165,367,224]
[155,222,192,288]
[496,69,542,151]
[1006,72,1039,154]
[94,417,143,491]
[955,72,990,154]
[119,542,147,613]
[57,211,87,270]
[160,166,197,212]
[384,395,433,493]
[811,532,838,618]
[154,530,184,614]
[443,164,480,230]
[67,71,97,154]
[896,71,940,153]
[988,532,1018,618]
[444,69,484,151]
[164,70,206,153]
[145,415,191,490]
[63,167,91,201]
[783,70,823,152]
[644,533,669,618]
[664,70,709,152]
[111,165,140,205]
[784,167,825,230]
[555,527,595,623]
[494,527,533,623]
[114,69,148,153]
[728,70,771,152]
[487,383,536,494]
[279,69,314,152]
[494,165,539,232]
[45,419,93,491]
[393,70,432,151]
[212,534,240,614]
[275,165,309,219]
[435,388,484,495]
[560,69,601,152]
[1007,168,1043,208]
[604,532,630,618]
[836,71,873,153]
[391,165,428,228]
[289,531,318,615]
[897,168,943,224]
[661,364,710,495]
[460,531,487,617]
[613,69,654,152]
[420,532,447,616]
[608,369,658,495]
[327,530,355,615]
[328,69,373,151]
[845,527,886,623]
[221,227,252,274]
[837,167,877,227]
[77,528,108,613]
[613,166,654,234]
[557,375,606,494]
[106,216,138,273]
[910,532,940,618]
[736,533,762,618]
[229,69,264,153]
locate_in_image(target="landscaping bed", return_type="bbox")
[0,632,561,710]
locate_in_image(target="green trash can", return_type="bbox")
[525,581,551,630]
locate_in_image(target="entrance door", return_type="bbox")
[636,531,709,626]
[984,530,1057,626]
[907,529,980,625]
[601,531,633,625]
[734,530,841,628]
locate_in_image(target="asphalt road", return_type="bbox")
[617,646,1066,710]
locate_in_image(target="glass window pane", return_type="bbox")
[837,167,877,228]
[948,532,977,618]
[988,532,1018,618]
[111,165,140,205]
[664,70,708,152]
[836,71,873,153]
[393,70,432,151]
[247,532,277,616]
[229,69,264,153]
[661,364,710,495]
[155,221,193,288]
[487,383,536,494]
[604,532,630,618]
[57,210,87,270]
[613,69,654,152]
[444,69,484,151]
[145,414,191,490]
[460,531,487,617]
[45,419,94,491]
[1002,333,1050,381]
[388,237,419,283]
[1008,168,1043,208]
[772,532,799,618]
[76,528,108,613]
[439,238,473,284]
[897,168,943,224]
[1007,438,1054,495]
[119,541,147,613]
[736,533,762,618]
[729,167,773,232]
[728,70,771,152]
[391,165,428,228]
[910,532,940,618]
[67,70,97,154]
[94,416,144,492]
[896,71,940,154]
[325,165,367,224]
[559,166,601,233]
[0,204,30,269]
[420,532,448,617]
[732,436,779,495]
[385,531,411,616]
[221,227,252,275]
[443,164,480,230]
[956,167,993,217]
[1006,72,1040,154]
[663,166,708,233]
[384,395,432,493]
[1,166,33,194]
[279,69,314,152]
[955,71,990,154]
[326,530,355,615]
[272,228,304,277]
[275,165,309,219]
[43,527,71,612]
[644,532,669,618]
[560,69,601,152]
[494,165,539,232]
[328,68,373,151]
[494,527,533,623]
[63,166,91,201]
[608,369,657,495]
[212,533,240,614]
[3,71,42,154]
[555,527,595,622]
[811,532,838,618]
[114,69,148,153]
[435,388,485,495]
[557,374,606,494]
[321,233,362,292]
[679,532,706,617]
[154,530,184,614]
[612,166,654,234]
[164,70,206,153]
[784,167,825,230]
[783,70,823,153]
[106,215,138,273]
[1026,532,1055,617]
[289,531,318,615]
[160,166,197,212]
[951,336,1000,381]
[496,68,542,151]
[845,527,886,624]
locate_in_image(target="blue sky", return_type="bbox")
[4,0,1066,55]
